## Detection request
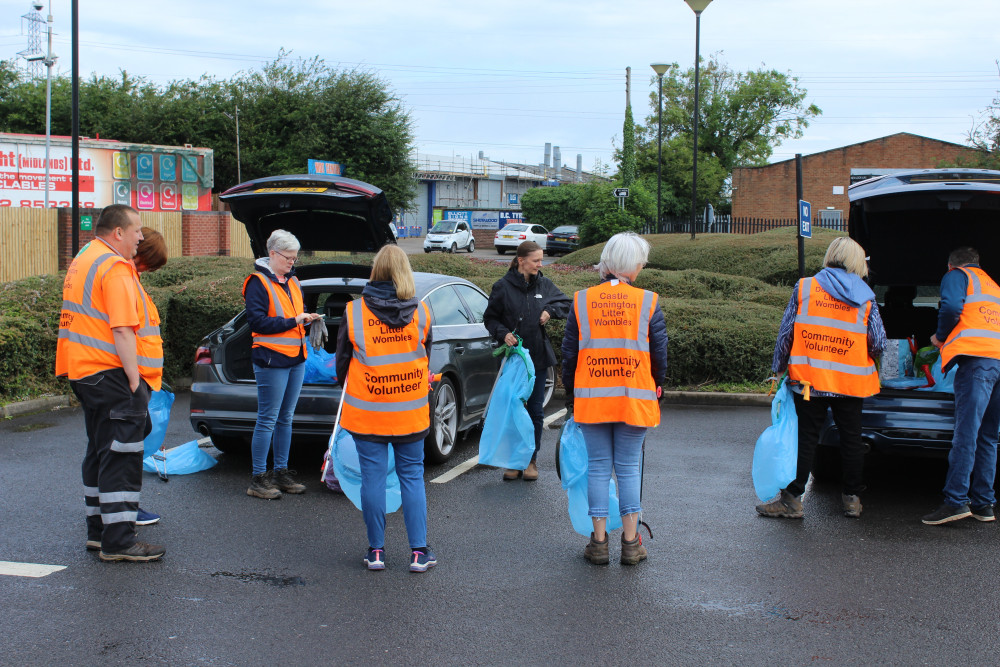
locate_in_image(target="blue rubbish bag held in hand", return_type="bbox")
[559,416,623,536]
[330,427,402,513]
[478,341,536,470]
[144,388,174,458]
[752,378,798,502]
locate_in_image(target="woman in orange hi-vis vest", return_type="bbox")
[335,245,437,573]
[242,229,322,500]
[757,237,886,521]
[561,233,668,566]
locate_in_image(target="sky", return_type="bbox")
[1,0,998,175]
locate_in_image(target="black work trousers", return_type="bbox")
[72,368,151,552]
[785,393,866,497]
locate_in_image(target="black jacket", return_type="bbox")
[483,268,571,370]
[335,280,433,444]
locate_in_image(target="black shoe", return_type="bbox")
[247,472,281,499]
[271,468,306,494]
[971,504,996,522]
[921,503,972,525]
[99,541,166,562]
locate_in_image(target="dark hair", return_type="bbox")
[509,240,543,270]
[95,204,139,236]
[949,246,979,267]
[135,227,167,272]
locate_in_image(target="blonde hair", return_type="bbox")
[823,237,868,278]
[370,245,415,300]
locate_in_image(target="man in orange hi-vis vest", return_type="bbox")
[55,205,165,562]
[922,247,1000,526]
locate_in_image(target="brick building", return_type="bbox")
[731,133,979,225]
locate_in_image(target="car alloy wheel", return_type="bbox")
[542,366,555,408]
[426,377,459,463]
[468,239,475,253]
[450,243,457,254]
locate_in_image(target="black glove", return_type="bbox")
[564,394,574,412]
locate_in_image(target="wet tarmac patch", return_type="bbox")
[211,570,305,587]
[13,421,54,432]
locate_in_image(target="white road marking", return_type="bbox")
[543,408,567,427]
[197,437,212,446]
[0,561,66,578]
[430,455,479,484]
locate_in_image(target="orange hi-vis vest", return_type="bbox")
[55,238,164,390]
[341,298,432,437]
[242,272,307,359]
[573,281,660,428]
[940,266,1000,368]
[787,277,879,398]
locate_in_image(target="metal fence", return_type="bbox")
[641,214,847,235]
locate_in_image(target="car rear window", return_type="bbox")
[503,224,528,232]
[551,226,578,234]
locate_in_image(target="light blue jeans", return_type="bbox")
[250,362,305,476]
[943,356,1000,508]
[579,422,647,517]
[355,438,428,550]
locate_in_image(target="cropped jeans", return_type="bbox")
[579,422,646,517]
[943,356,1000,508]
[355,438,428,550]
[250,362,305,476]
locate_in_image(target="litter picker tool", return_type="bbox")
[321,377,348,483]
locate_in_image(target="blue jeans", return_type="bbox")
[526,366,547,460]
[355,438,428,549]
[579,422,646,517]
[943,356,1000,508]
[250,362,305,476]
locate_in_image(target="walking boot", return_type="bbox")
[247,472,281,499]
[755,490,803,519]
[583,532,609,565]
[842,494,863,518]
[522,461,539,481]
[620,533,648,565]
[271,468,306,494]
[502,468,521,481]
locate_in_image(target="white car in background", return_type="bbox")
[424,219,475,253]
[493,223,548,254]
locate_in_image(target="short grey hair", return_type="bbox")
[266,229,301,254]
[597,232,650,278]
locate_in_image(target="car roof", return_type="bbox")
[849,168,1000,202]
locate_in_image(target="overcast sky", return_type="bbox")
[2,0,998,174]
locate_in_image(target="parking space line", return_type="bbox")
[0,561,66,578]
[430,455,479,484]
[543,408,567,427]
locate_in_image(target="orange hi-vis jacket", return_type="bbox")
[242,272,307,359]
[788,277,879,398]
[55,238,164,390]
[573,281,660,427]
[341,298,432,437]
[940,266,1000,369]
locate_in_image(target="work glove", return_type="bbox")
[564,394,574,413]
[309,317,329,350]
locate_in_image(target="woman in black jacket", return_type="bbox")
[484,240,571,481]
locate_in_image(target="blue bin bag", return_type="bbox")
[751,378,798,503]
[304,341,337,384]
[558,417,623,537]
[479,343,536,470]
[144,389,175,458]
[916,357,957,394]
[143,440,217,475]
[330,427,402,513]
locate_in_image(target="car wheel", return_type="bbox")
[425,377,459,463]
[424,248,431,253]
[449,243,457,254]
[496,247,505,255]
[468,239,475,253]
[542,366,555,408]
[208,433,248,454]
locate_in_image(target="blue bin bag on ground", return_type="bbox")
[559,416,623,537]
[144,389,174,458]
[751,378,798,503]
[303,341,337,384]
[330,427,402,513]
[478,343,536,470]
[142,440,218,475]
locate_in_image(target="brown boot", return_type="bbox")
[522,461,539,481]
[502,468,521,481]
[755,490,803,519]
[620,533,648,565]
[584,532,609,564]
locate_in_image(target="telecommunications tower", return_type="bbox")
[17,2,46,79]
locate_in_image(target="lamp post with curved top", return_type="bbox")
[650,63,670,233]
[684,0,712,240]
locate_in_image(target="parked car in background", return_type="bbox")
[424,219,474,253]
[814,168,1000,476]
[494,222,548,254]
[189,173,549,463]
[545,225,580,256]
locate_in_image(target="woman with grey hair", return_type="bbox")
[757,236,885,520]
[561,232,668,565]
[241,229,322,499]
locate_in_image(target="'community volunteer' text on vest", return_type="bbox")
[940,266,1000,369]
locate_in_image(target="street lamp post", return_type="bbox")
[222,104,242,184]
[650,63,669,234]
[684,0,712,240]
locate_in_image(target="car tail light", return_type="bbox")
[518,233,526,240]
[570,235,578,240]
[494,232,500,239]
[547,233,554,240]
[194,346,213,364]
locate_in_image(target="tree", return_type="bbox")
[620,103,636,187]
[949,64,1000,170]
